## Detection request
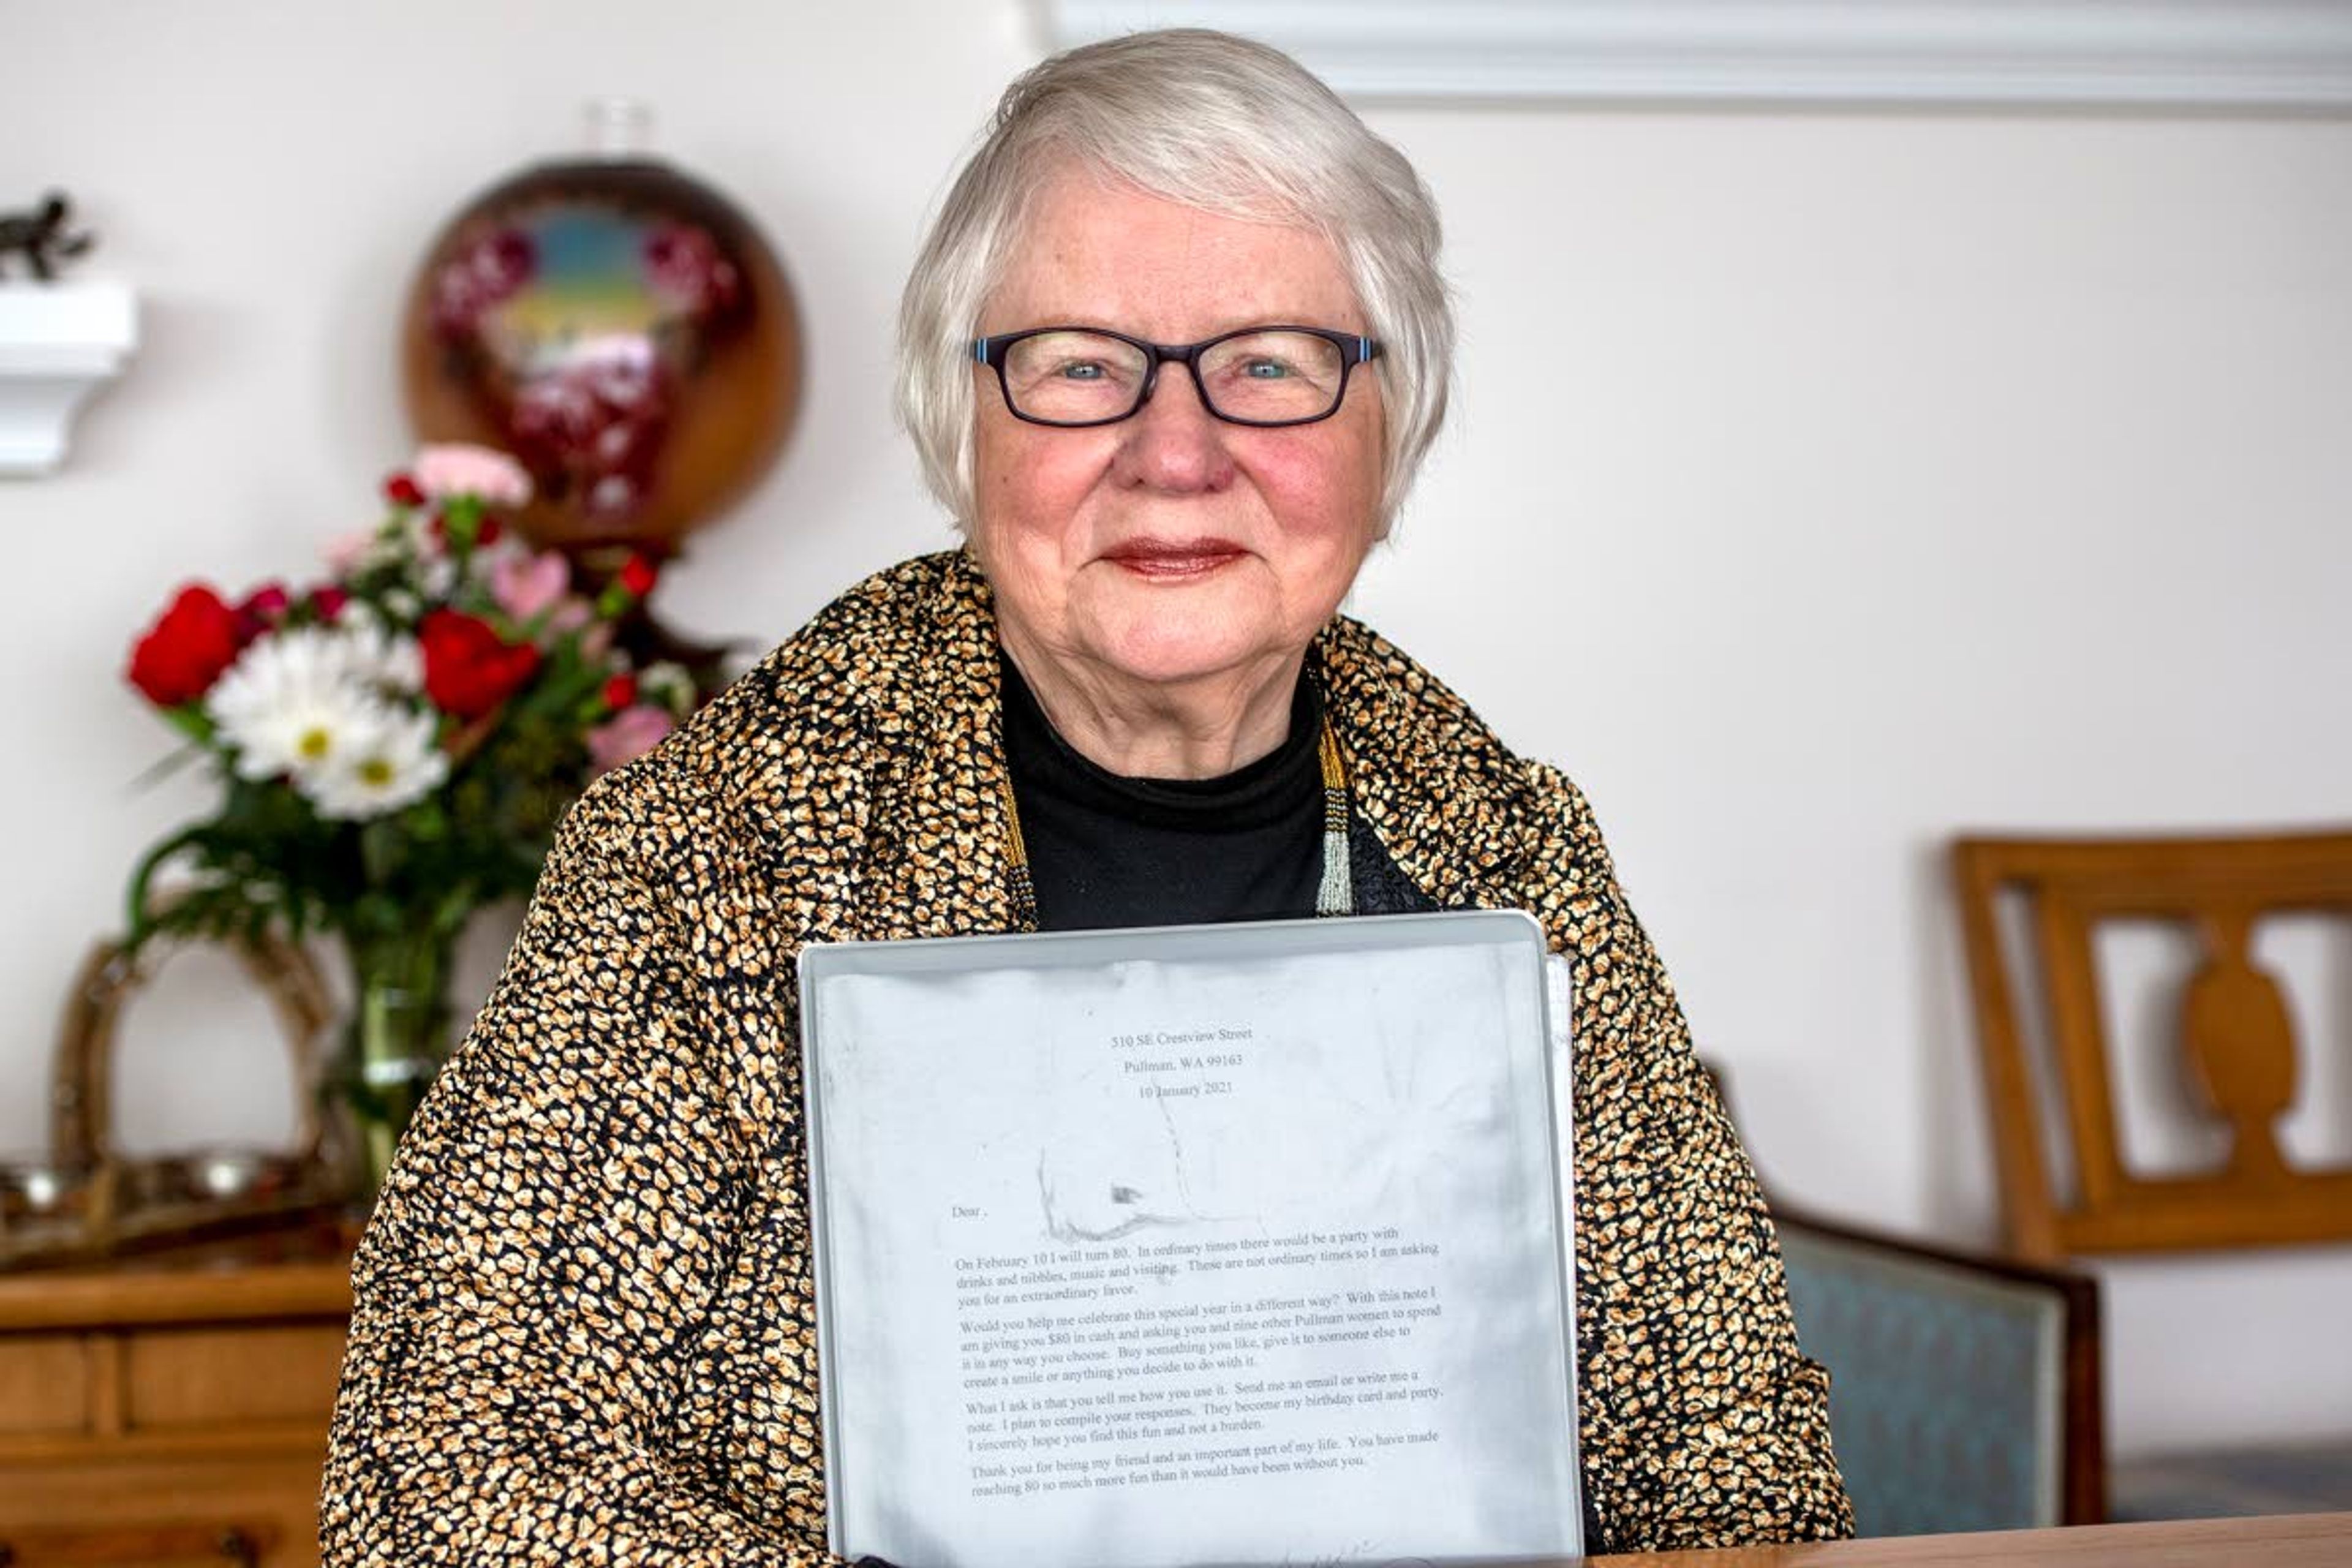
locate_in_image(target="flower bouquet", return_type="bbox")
[122,444,700,1196]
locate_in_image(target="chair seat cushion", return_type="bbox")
[2114,1439,2352,1520]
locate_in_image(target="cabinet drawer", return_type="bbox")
[125,1324,346,1430]
[0,1454,323,1567]
[0,1333,88,1434]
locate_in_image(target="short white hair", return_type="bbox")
[895,28,1453,535]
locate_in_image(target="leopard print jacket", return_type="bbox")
[320,550,1853,1562]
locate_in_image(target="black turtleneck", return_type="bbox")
[998,655,1327,931]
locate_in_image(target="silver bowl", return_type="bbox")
[0,1159,92,1233]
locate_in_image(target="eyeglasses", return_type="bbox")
[974,325,1381,429]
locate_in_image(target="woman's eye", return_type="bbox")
[1055,360,1107,381]
[1240,358,1293,379]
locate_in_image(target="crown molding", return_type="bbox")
[1039,1,2352,108]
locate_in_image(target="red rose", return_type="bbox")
[236,581,291,641]
[310,585,350,622]
[238,581,290,619]
[419,609,540,719]
[601,673,638,710]
[384,473,426,508]
[476,514,503,548]
[126,584,244,707]
[618,553,658,598]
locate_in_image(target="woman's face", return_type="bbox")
[970,170,1385,700]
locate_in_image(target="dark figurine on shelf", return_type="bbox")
[0,191,96,282]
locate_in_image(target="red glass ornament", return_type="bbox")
[401,103,800,562]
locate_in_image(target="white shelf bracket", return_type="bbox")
[0,284,138,477]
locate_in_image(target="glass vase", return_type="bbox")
[338,928,457,1207]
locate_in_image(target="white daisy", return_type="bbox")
[206,629,386,783]
[301,706,448,821]
[333,616,424,695]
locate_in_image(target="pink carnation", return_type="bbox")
[586,704,674,774]
[412,443,533,507]
[323,529,376,574]
[491,549,570,623]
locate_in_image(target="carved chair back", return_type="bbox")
[1953,830,2352,1262]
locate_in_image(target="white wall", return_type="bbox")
[5,0,2348,1458]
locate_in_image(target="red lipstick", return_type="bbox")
[1101,537,1245,579]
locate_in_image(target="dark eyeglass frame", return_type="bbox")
[973,324,1382,429]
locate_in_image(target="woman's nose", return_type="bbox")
[1114,366,1235,494]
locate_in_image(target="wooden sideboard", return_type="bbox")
[0,1220,355,1566]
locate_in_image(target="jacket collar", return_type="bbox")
[864,550,1525,933]
[850,551,1028,942]
[1314,614,1527,910]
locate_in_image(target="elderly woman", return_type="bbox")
[322,28,1852,1563]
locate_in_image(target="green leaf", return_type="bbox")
[160,706,218,745]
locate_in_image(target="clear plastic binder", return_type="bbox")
[799,910,1583,1568]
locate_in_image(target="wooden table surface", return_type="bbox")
[1586,1512,2352,1566]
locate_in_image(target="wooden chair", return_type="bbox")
[1953,829,2352,1263]
[1775,1203,2105,1534]
[1703,1060,2107,1534]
